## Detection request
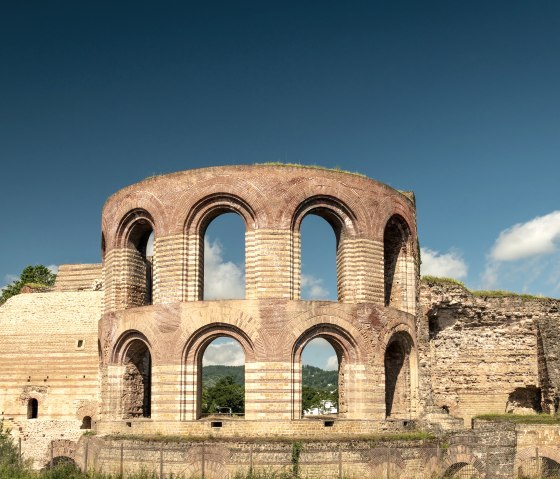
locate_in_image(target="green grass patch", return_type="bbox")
[475,413,560,424]
[105,430,434,444]
[471,290,544,300]
[421,276,466,288]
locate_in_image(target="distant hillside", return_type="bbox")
[202,364,337,389]
[302,365,338,390]
[202,365,245,387]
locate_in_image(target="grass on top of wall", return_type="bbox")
[104,430,434,444]
[470,290,544,300]
[475,413,560,424]
[421,276,466,287]
[254,162,368,178]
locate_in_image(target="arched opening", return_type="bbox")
[199,336,245,418]
[203,213,245,300]
[385,331,415,418]
[124,213,154,306]
[521,456,560,478]
[300,215,337,301]
[292,196,356,302]
[384,215,413,311]
[293,325,357,419]
[301,338,339,416]
[122,339,151,418]
[80,416,92,429]
[442,462,480,478]
[101,232,106,263]
[27,398,38,419]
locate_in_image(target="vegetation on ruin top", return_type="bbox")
[104,430,435,444]
[421,276,554,300]
[421,276,466,287]
[471,290,545,300]
[254,162,368,178]
[475,413,560,424]
[0,265,57,305]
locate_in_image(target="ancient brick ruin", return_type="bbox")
[1,165,559,477]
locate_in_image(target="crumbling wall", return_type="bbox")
[420,280,560,423]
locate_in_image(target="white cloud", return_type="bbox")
[47,264,59,274]
[481,212,560,294]
[420,248,467,279]
[490,211,560,261]
[325,355,339,371]
[203,340,245,366]
[204,237,245,300]
[301,274,329,299]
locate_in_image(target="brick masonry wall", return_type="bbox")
[0,291,103,467]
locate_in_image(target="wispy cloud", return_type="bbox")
[420,248,467,279]
[204,237,245,300]
[301,273,329,299]
[202,340,245,366]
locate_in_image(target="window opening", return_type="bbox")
[384,216,411,309]
[301,338,339,417]
[81,416,92,429]
[300,215,337,301]
[203,213,245,300]
[385,333,412,418]
[27,398,38,419]
[200,336,245,418]
[122,340,151,418]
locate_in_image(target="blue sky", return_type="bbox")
[2,2,560,368]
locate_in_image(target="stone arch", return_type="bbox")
[441,462,483,478]
[45,439,78,469]
[183,323,255,420]
[292,323,359,419]
[384,214,415,313]
[183,193,256,301]
[291,195,358,301]
[384,330,418,419]
[517,447,560,477]
[113,331,152,419]
[440,450,485,479]
[115,208,156,307]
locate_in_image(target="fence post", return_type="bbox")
[50,440,53,468]
[338,445,342,479]
[120,442,124,478]
[249,443,253,474]
[160,443,164,479]
[201,442,205,479]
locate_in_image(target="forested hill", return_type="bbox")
[302,365,338,390]
[202,365,245,387]
[202,364,337,389]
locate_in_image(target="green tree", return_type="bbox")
[202,375,244,414]
[0,265,57,305]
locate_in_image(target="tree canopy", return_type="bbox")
[202,375,244,415]
[0,265,57,305]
